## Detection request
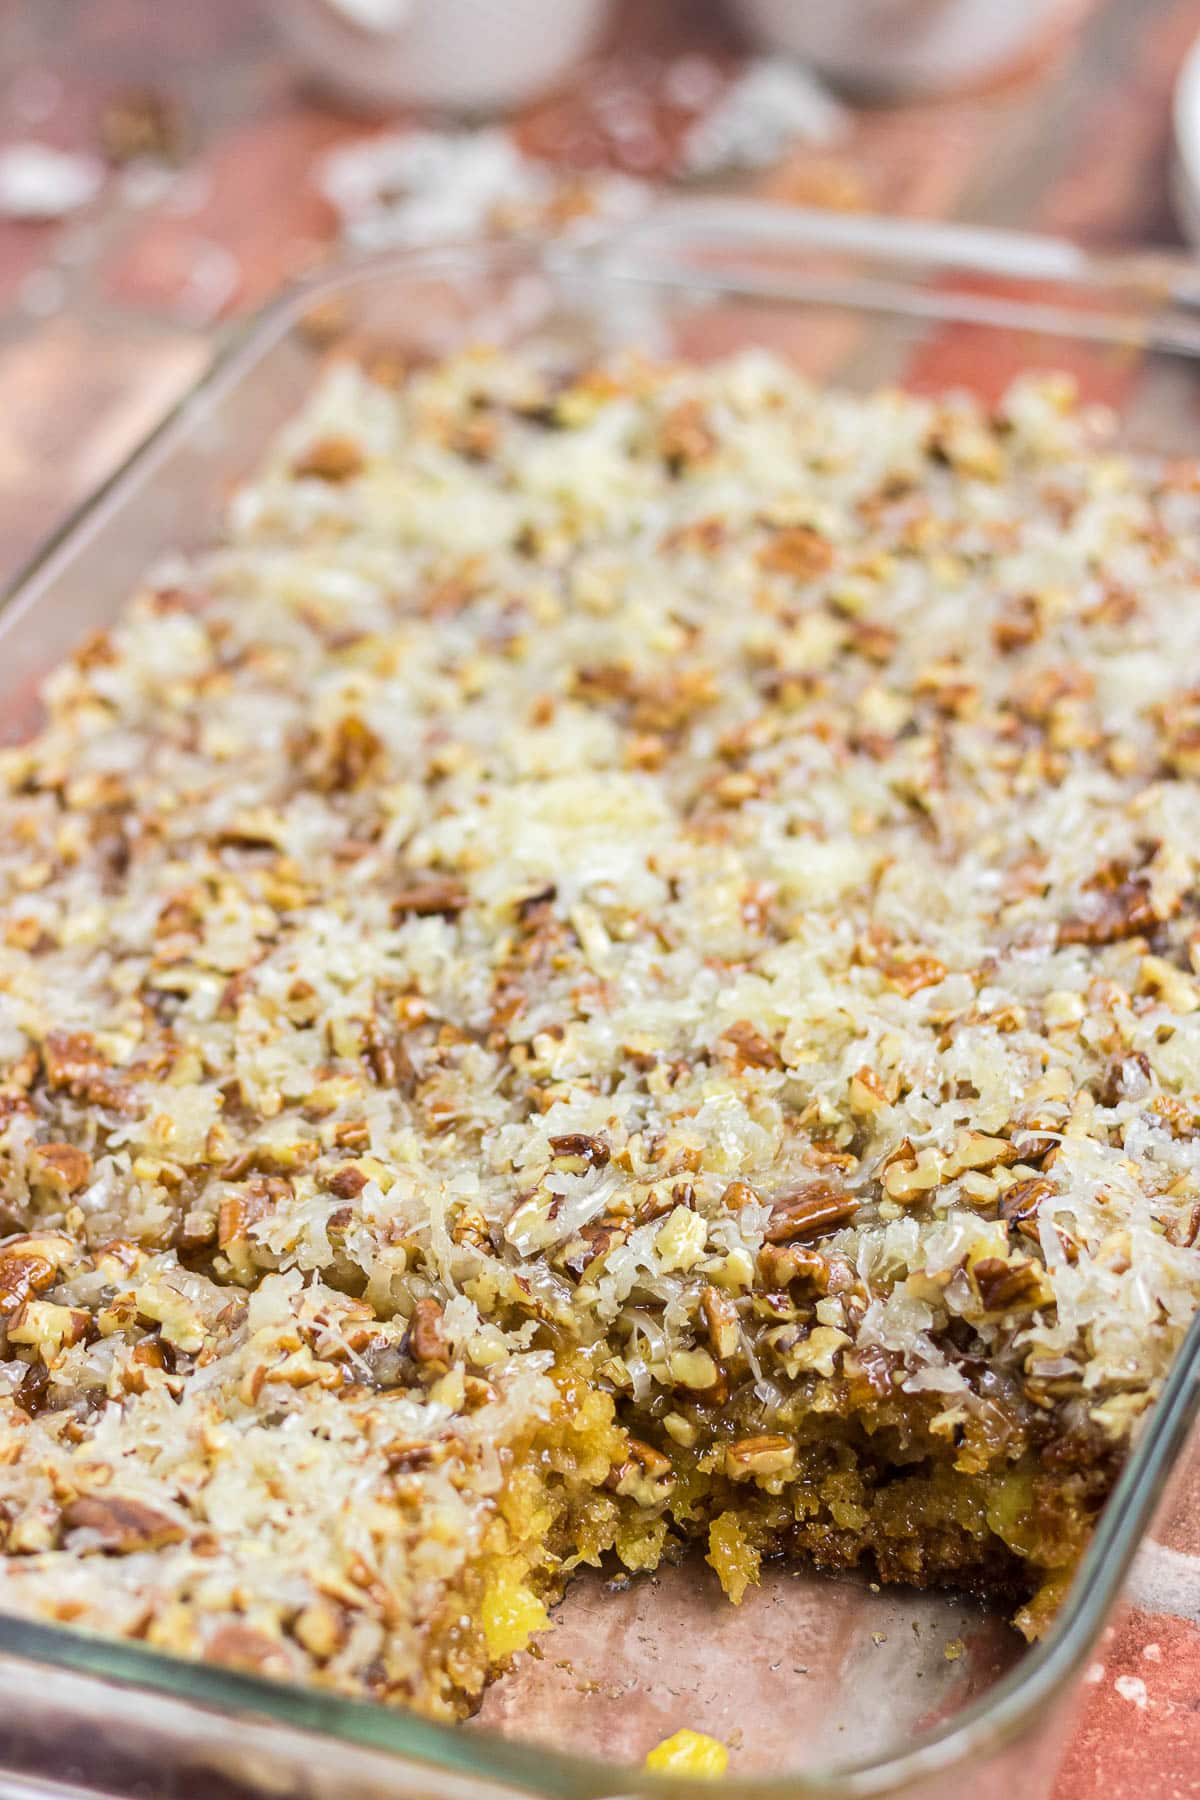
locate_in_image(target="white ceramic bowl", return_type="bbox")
[1173,30,1200,247]
[729,0,1079,99]
[271,0,612,114]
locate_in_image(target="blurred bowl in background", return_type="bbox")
[270,0,613,114]
[729,0,1081,99]
[1172,31,1200,247]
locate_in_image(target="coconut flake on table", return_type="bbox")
[0,141,104,218]
[314,127,648,250]
[679,57,848,176]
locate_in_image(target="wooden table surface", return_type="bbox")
[0,2,1199,1796]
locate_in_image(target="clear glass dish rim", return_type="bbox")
[2,204,1199,1799]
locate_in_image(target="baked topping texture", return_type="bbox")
[1,348,1198,1712]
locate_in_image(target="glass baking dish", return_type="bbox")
[1,201,1199,1800]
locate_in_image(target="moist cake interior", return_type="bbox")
[1,347,1198,1720]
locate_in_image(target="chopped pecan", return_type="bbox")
[317,715,383,793]
[1150,1094,1195,1137]
[571,662,717,734]
[972,1256,1048,1313]
[1096,1050,1151,1107]
[1058,854,1164,948]
[27,1142,92,1196]
[879,954,947,997]
[658,399,716,473]
[204,1623,292,1678]
[449,413,499,462]
[63,1495,187,1554]
[720,1020,782,1071]
[383,1438,440,1473]
[562,1221,625,1280]
[756,1242,828,1290]
[391,876,469,920]
[293,1599,348,1662]
[0,1234,72,1315]
[667,1347,726,1402]
[217,1178,280,1250]
[7,1300,89,1354]
[699,1285,739,1360]
[848,619,897,664]
[848,1066,893,1116]
[41,1031,131,1110]
[293,434,365,483]
[659,514,727,555]
[992,595,1041,654]
[1154,687,1200,777]
[942,1131,1019,1178]
[326,1165,367,1200]
[548,1132,611,1171]
[880,1136,940,1202]
[333,1118,370,1151]
[764,1183,859,1244]
[362,1019,413,1091]
[999,1177,1054,1236]
[606,1436,676,1503]
[756,525,834,580]
[408,1297,448,1365]
[725,1435,795,1480]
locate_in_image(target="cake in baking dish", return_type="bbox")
[1,346,1198,1716]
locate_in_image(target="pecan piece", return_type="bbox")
[0,1235,71,1315]
[972,1257,1049,1313]
[548,1132,610,1171]
[391,876,469,920]
[658,399,716,473]
[562,1221,625,1280]
[700,1285,739,1360]
[667,1347,727,1403]
[606,1436,675,1504]
[721,1020,782,1071]
[326,1165,367,1200]
[41,1031,130,1110]
[204,1623,292,1678]
[333,1119,370,1151]
[756,525,833,580]
[292,434,364,483]
[1058,878,1156,948]
[293,1599,348,1662]
[63,1495,187,1554]
[879,954,947,997]
[318,715,383,793]
[756,1242,828,1290]
[764,1183,859,1244]
[409,1297,448,1365]
[27,1142,92,1196]
[992,596,1041,654]
[1096,1050,1151,1107]
[999,1177,1054,1235]
[1150,1094,1195,1137]
[7,1300,89,1355]
[725,1435,795,1481]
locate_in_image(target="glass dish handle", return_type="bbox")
[575,197,1200,315]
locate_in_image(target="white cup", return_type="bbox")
[271,0,613,113]
[729,0,1080,99]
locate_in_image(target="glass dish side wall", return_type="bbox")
[0,210,1199,1800]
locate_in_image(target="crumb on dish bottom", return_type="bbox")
[1,344,1197,1720]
